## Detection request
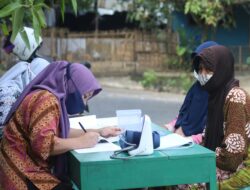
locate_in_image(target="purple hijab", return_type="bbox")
[4,60,102,176]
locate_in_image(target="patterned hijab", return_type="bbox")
[4,61,102,176]
[194,45,239,151]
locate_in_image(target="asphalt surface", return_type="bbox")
[87,75,250,126]
[87,77,185,126]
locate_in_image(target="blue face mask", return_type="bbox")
[65,90,85,115]
[65,63,87,115]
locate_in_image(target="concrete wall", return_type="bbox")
[39,30,175,76]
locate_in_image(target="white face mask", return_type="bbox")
[197,73,213,86]
[193,70,199,80]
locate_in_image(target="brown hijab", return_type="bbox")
[194,45,239,151]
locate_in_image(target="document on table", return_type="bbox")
[69,115,119,142]
[156,133,193,150]
[70,115,121,153]
[74,142,121,154]
[69,115,98,129]
[69,115,118,129]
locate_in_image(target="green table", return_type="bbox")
[68,122,216,190]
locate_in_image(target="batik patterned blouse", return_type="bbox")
[216,87,250,189]
[0,90,61,190]
[175,87,250,190]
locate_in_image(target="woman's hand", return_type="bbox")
[51,132,100,155]
[175,127,185,136]
[163,117,177,132]
[99,126,122,138]
[163,123,175,132]
[77,132,100,148]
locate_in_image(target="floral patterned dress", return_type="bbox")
[0,90,61,190]
[149,87,250,190]
[216,87,250,189]
[183,87,250,190]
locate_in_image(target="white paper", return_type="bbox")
[74,142,121,154]
[96,117,118,128]
[156,133,193,150]
[70,115,118,129]
[69,115,97,129]
[116,109,142,131]
[69,116,119,142]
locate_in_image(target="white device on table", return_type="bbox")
[128,114,153,156]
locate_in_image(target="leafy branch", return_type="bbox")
[0,0,77,46]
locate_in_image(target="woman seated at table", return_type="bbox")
[164,41,218,144]
[0,61,121,190]
[194,45,250,189]
[151,45,250,190]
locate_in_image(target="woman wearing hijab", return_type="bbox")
[164,41,218,144]
[0,61,121,190]
[193,45,250,189]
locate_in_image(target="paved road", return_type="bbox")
[87,87,185,126]
[87,74,250,126]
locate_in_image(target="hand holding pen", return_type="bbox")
[77,122,100,147]
[78,122,108,143]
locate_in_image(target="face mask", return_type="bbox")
[197,73,213,86]
[193,70,199,80]
[65,90,85,115]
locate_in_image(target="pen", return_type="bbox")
[78,122,108,143]
[78,122,87,133]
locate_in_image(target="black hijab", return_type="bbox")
[194,45,239,151]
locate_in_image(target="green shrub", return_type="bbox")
[140,70,158,88]
[180,73,193,92]
[138,71,194,94]
[246,57,250,65]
